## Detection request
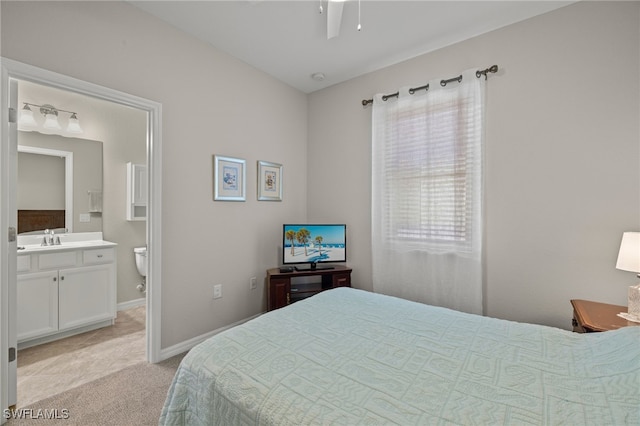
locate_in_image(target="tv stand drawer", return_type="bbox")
[266,265,352,311]
[332,272,350,287]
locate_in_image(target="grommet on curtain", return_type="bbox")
[409,84,429,95]
[381,92,399,102]
[440,75,462,87]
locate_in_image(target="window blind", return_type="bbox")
[379,94,480,251]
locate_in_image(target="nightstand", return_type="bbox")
[570,299,640,333]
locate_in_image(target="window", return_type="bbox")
[386,99,474,247]
[374,82,481,252]
[371,69,484,314]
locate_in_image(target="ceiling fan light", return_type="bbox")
[66,113,83,134]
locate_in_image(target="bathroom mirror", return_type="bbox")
[17,131,103,234]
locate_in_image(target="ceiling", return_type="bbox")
[133,1,574,94]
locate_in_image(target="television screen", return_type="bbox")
[283,224,346,266]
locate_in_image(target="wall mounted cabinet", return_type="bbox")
[126,162,147,221]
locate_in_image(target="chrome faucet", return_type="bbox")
[40,229,61,246]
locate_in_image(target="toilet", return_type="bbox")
[134,246,147,292]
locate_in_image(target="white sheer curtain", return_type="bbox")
[371,68,484,314]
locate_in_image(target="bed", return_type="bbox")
[160,287,640,425]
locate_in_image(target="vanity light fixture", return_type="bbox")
[19,104,38,127]
[66,113,83,134]
[19,102,83,134]
[42,105,62,130]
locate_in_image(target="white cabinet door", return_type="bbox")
[58,264,115,331]
[127,162,147,220]
[133,163,147,205]
[17,271,59,342]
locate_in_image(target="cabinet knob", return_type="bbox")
[60,276,64,281]
[53,277,56,282]
[97,254,103,258]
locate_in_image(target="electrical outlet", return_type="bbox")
[213,284,222,299]
[249,277,257,290]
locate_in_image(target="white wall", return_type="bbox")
[1,1,308,348]
[308,1,640,329]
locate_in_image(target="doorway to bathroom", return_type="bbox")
[1,58,163,410]
[15,79,148,407]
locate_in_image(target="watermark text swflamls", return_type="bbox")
[3,408,70,420]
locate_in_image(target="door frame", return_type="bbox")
[1,58,163,413]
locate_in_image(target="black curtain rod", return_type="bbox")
[361,65,498,107]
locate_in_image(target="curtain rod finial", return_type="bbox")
[476,65,499,79]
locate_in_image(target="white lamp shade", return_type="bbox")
[616,232,640,273]
[66,114,83,134]
[18,108,37,127]
[43,113,61,130]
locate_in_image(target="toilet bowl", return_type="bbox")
[134,246,147,292]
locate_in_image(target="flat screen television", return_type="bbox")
[282,224,346,271]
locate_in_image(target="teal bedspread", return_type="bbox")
[160,288,640,425]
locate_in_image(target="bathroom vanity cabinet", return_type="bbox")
[16,239,117,347]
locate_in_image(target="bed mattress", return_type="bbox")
[160,287,640,425]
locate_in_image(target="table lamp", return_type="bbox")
[615,231,640,322]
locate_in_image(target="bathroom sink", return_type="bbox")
[17,232,117,253]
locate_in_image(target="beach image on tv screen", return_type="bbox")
[283,225,345,264]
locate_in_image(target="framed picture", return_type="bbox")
[257,161,282,201]
[213,155,246,201]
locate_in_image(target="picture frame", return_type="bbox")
[213,155,246,201]
[257,160,283,201]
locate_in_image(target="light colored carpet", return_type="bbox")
[18,305,146,407]
[6,353,185,426]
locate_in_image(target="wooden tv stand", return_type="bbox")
[267,265,352,311]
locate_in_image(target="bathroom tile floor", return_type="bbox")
[16,305,146,408]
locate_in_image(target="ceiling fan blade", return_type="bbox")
[327,0,345,40]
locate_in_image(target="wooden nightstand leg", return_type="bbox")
[572,315,585,333]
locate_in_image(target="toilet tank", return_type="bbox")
[134,246,147,277]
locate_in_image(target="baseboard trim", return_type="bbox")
[18,319,114,350]
[117,298,146,311]
[158,313,263,361]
